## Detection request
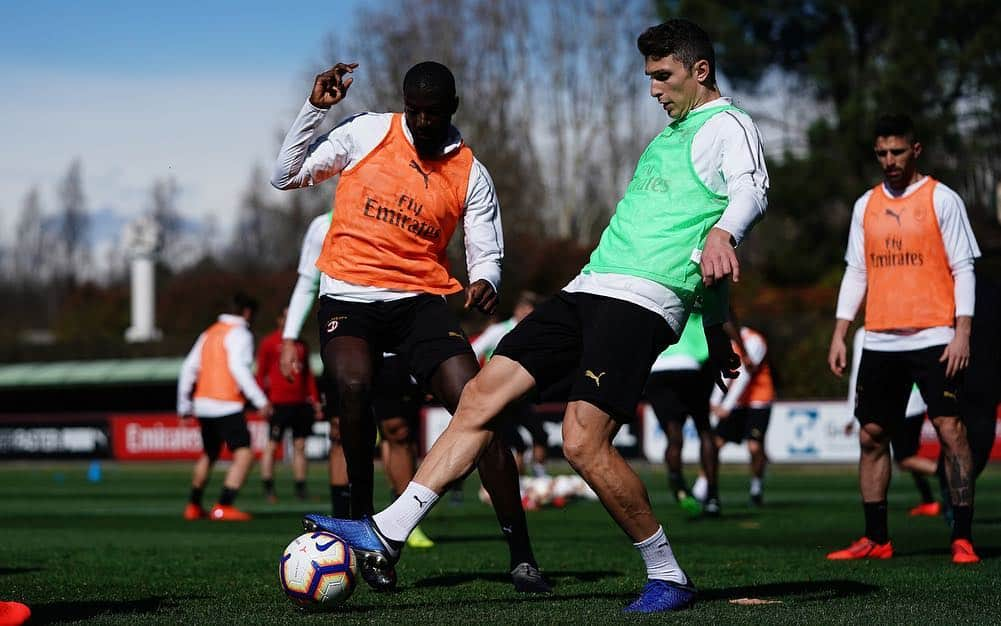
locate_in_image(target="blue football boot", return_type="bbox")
[303,514,400,591]
[622,574,697,613]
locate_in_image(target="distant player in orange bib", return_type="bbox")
[177,293,272,522]
[827,114,981,564]
[271,61,546,593]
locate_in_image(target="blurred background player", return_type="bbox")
[643,307,715,517]
[472,291,549,478]
[937,274,1001,521]
[276,210,353,517]
[709,323,774,513]
[279,214,434,548]
[373,353,435,548]
[272,61,545,592]
[256,307,322,503]
[827,114,981,564]
[847,327,940,516]
[177,292,271,521]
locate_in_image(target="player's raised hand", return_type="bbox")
[279,339,302,382]
[309,63,358,108]
[701,227,739,287]
[706,323,740,392]
[828,335,847,377]
[464,279,498,315]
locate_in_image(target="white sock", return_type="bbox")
[373,482,439,543]
[691,475,708,501]
[750,477,763,496]
[634,526,685,584]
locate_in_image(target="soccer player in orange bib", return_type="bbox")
[177,293,272,521]
[271,61,547,592]
[827,114,981,564]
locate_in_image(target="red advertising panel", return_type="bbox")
[109,412,277,461]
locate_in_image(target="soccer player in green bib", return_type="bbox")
[305,18,769,614]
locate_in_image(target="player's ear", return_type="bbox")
[450,96,459,115]
[912,141,922,159]
[692,59,710,84]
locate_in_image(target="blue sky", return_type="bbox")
[0,1,371,251]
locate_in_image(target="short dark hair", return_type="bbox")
[231,292,258,315]
[637,19,716,87]
[403,61,456,100]
[873,114,916,142]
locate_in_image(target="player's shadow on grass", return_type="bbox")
[701,579,880,603]
[412,569,621,588]
[0,567,43,576]
[27,596,208,624]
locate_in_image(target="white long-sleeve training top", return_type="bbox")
[564,96,769,334]
[835,176,980,351]
[177,314,268,417]
[271,101,503,303]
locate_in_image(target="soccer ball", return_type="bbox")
[279,531,358,609]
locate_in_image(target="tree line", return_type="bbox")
[2,0,1000,399]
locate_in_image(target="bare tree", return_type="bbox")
[321,0,657,247]
[149,176,183,262]
[55,159,91,286]
[11,187,49,285]
[534,0,657,242]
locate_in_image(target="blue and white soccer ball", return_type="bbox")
[279,531,358,608]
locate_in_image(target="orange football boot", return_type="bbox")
[209,504,252,521]
[908,502,941,517]
[826,537,893,560]
[183,503,207,520]
[0,601,31,626]
[951,539,981,564]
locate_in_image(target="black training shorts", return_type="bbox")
[714,406,772,444]
[371,354,422,423]
[493,291,674,422]
[855,346,962,430]
[317,294,473,390]
[198,412,251,460]
[644,367,714,431]
[268,403,315,442]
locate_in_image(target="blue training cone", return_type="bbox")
[87,460,102,483]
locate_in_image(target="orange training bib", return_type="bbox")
[193,321,244,404]
[862,178,955,331]
[734,329,774,406]
[316,114,474,294]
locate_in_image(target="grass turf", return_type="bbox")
[1,461,998,624]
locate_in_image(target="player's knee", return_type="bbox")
[292,438,306,452]
[336,375,370,403]
[561,424,602,468]
[382,420,411,445]
[933,416,965,445]
[455,376,501,427]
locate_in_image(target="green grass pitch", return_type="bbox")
[1,461,998,624]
